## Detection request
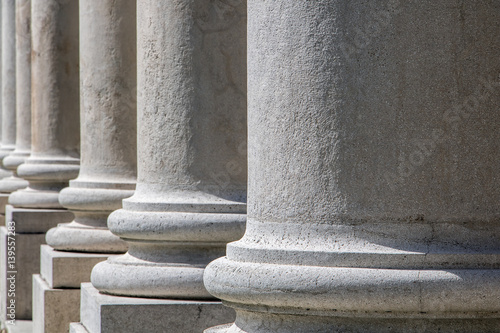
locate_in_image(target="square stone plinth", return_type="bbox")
[0,207,74,322]
[77,283,236,333]
[33,274,80,333]
[40,245,109,288]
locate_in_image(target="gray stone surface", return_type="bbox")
[33,274,80,333]
[0,207,73,321]
[91,0,247,299]
[9,0,80,209]
[46,0,136,254]
[204,1,500,332]
[40,245,109,289]
[0,227,45,321]
[0,0,16,180]
[79,283,235,333]
[0,0,32,194]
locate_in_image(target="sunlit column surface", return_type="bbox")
[45,0,136,253]
[204,1,500,332]
[91,0,247,299]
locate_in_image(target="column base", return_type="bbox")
[77,283,236,333]
[205,310,500,333]
[3,320,33,333]
[33,274,80,333]
[40,245,109,288]
[0,207,74,321]
[33,245,111,332]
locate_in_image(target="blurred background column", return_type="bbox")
[35,0,136,331]
[1,0,79,329]
[72,1,247,332]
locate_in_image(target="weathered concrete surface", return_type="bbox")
[0,0,16,180]
[77,283,235,333]
[0,206,73,321]
[0,0,32,193]
[9,0,80,209]
[32,274,80,333]
[204,1,500,332]
[91,0,247,299]
[46,0,136,253]
[40,245,108,289]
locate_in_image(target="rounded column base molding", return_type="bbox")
[9,187,63,208]
[3,149,30,171]
[91,251,219,299]
[205,311,500,333]
[45,221,128,253]
[47,181,135,252]
[10,156,80,208]
[0,176,29,193]
[204,257,500,318]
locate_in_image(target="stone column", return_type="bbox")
[9,0,80,208]
[0,0,31,195]
[35,1,135,331]
[0,0,16,225]
[45,0,136,253]
[74,1,246,332]
[1,0,79,326]
[204,1,500,332]
[0,0,16,177]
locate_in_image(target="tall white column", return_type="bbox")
[0,0,31,193]
[9,0,80,208]
[0,0,16,179]
[45,0,135,254]
[204,1,500,332]
[91,0,247,300]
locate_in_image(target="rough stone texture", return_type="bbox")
[0,0,16,180]
[0,227,45,321]
[32,274,80,333]
[46,0,136,254]
[9,0,80,209]
[0,206,73,321]
[91,0,247,299]
[204,1,500,332]
[78,283,235,333]
[40,245,109,289]
[0,0,31,193]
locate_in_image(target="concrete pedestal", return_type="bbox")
[70,283,235,333]
[0,206,73,322]
[32,245,109,333]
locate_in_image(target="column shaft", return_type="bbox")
[204,1,500,332]
[45,0,136,253]
[91,0,247,299]
[0,0,16,178]
[0,0,31,193]
[9,0,80,208]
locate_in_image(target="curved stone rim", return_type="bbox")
[91,257,216,299]
[204,257,500,317]
[58,186,135,211]
[46,223,128,253]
